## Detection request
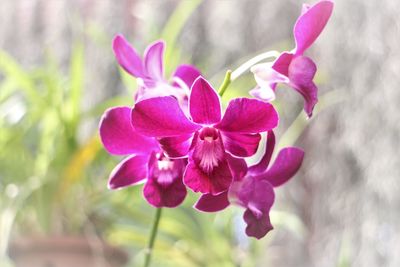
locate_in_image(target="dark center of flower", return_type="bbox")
[193,127,224,173]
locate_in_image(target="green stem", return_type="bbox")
[218,70,232,97]
[144,208,163,267]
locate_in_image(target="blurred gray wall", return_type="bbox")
[1,0,399,267]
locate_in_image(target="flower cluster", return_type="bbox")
[100,0,333,239]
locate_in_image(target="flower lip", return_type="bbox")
[199,127,219,141]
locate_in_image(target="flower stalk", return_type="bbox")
[217,70,232,97]
[144,208,163,267]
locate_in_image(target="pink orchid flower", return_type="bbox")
[99,106,187,208]
[251,0,334,117]
[113,34,201,104]
[131,77,279,195]
[195,131,304,239]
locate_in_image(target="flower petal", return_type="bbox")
[131,96,201,137]
[244,209,273,239]
[108,155,149,190]
[172,64,202,89]
[249,86,276,102]
[215,98,278,134]
[144,40,165,81]
[226,153,248,182]
[112,34,144,78]
[143,177,187,208]
[288,56,318,117]
[158,134,193,158]
[184,159,232,195]
[262,147,304,187]
[272,52,294,77]
[194,191,230,212]
[294,0,334,55]
[189,77,221,125]
[248,131,276,174]
[99,106,158,155]
[221,132,261,157]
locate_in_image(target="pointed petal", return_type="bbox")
[189,77,221,125]
[184,160,232,195]
[249,131,276,174]
[294,0,334,55]
[143,177,187,208]
[221,132,261,157]
[194,191,230,212]
[288,56,318,117]
[215,98,278,134]
[144,40,165,81]
[131,96,201,137]
[112,34,144,77]
[263,147,304,187]
[158,134,193,158]
[172,64,202,89]
[108,155,149,190]
[99,106,158,155]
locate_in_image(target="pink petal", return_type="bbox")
[226,153,248,182]
[143,177,187,208]
[158,134,193,158]
[194,191,230,212]
[143,40,165,81]
[112,34,144,78]
[248,131,276,174]
[108,155,149,190]
[244,209,273,239]
[215,98,278,134]
[249,86,276,102]
[131,96,201,137]
[263,147,304,187]
[184,159,232,195]
[99,106,158,155]
[294,0,334,55]
[288,56,318,117]
[189,77,221,125]
[221,132,261,157]
[272,52,294,77]
[172,64,202,88]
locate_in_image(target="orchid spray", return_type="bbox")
[99,1,333,266]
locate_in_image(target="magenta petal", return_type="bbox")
[112,34,144,78]
[172,64,202,88]
[143,177,187,208]
[272,52,293,77]
[215,98,278,134]
[184,160,232,195]
[248,131,276,174]
[294,0,334,55]
[263,147,304,187]
[226,153,248,182]
[194,191,230,212]
[244,209,273,239]
[221,132,261,157]
[99,106,158,155]
[288,56,318,117]
[131,96,201,137]
[189,77,221,125]
[143,40,165,81]
[108,155,149,190]
[158,134,193,158]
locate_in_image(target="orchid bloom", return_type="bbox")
[99,106,187,208]
[131,77,279,195]
[195,131,304,239]
[113,34,201,105]
[250,0,334,117]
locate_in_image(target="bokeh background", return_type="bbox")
[1,0,399,267]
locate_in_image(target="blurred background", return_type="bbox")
[0,0,399,266]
